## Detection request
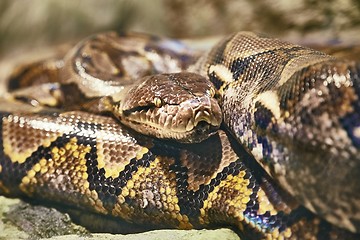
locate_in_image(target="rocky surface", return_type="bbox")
[0,196,240,240]
[0,197,87,239]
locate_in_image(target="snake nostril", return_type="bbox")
[195,106,221,124]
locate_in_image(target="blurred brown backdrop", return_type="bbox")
[1,0,360,56]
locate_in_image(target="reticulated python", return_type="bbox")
[0,31,359,239]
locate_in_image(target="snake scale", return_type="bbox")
[0,31,360,239]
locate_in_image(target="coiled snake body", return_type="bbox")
[1,31,360,239]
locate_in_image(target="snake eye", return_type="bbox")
[153,96,163,107]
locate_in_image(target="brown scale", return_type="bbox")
[195,32,360,232]
[59,32,199,99]
[2,114,64,164]
[6,31,200,110]
[0,109,358,239]
[7,59,63,91]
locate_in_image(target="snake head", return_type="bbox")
[113,72,222,143]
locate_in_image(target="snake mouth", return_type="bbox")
[186,120,220,143]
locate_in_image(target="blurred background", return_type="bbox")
[0,0,359,73]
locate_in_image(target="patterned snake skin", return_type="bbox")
[191,32,360,233]
[1,31,360,239]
